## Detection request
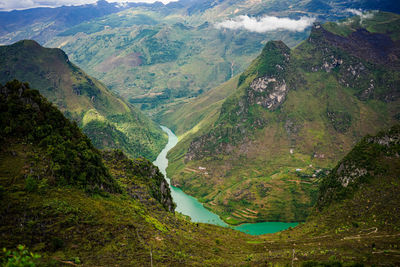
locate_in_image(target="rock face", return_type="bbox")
[143,161,176,212]
[246,41,290,110]
[248,77,288,110]
[185,126,245,161]
[185,41,290,161]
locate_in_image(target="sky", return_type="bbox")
[0,0,177,11]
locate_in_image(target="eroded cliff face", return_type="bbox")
[248,77,288,110]
[247,42,291,110]
[185,41,291,161]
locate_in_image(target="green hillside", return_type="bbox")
[259,124,400,266]
[1,83,399,265]
[166,12,400,225]
[0,40,167,160]
[45,0,339,116]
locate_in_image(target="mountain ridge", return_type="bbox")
[0,40,167,160]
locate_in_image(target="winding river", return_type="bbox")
[153,126,298,235]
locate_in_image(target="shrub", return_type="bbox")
[25,176,38,193]
[1,245,40,267]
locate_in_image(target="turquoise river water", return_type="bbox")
[153,126,298,235]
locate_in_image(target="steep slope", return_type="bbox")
[1,83,399,266]
[46,8,295,115]
[167,12,400,225]
[45,0,357,116]
[0,80,120,193]
[0,40,167,160]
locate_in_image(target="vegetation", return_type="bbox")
[166,12,400,224]
[0,80,120,192]
[0,84,398,265]
[45,1,322,117]
[0,40,167,160]
[317,125,400,209]
[1,245,41,267]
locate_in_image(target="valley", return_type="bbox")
[0,0,399,265]
[42,0,363,117]
[153,125,298,234]
[1,80,399,266]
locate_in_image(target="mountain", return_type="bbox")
[1,0,396,118]
[44,0,370,116]
[1,0,398,118]
[1,84,399,265]
[45,6,301,116]
[0,40,167,160]
[165,11,400,225]
[0,0,159,45]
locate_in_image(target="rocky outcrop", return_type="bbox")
[102,150,175,212]
[248,77,288,110]
[185,126,249,161]
[140,160,175,212]
[184,41,293,161]
[246,41,291,111]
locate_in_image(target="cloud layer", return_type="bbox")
[0,0,176,11]
[215,15,316,33]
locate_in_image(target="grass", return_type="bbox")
[1,128,399,266]
[164,13,400,224]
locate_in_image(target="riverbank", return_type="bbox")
[154,125,298,235]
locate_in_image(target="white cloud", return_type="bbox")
[345,9,375,24]
[0,0,177,11]
[215,15,316,33]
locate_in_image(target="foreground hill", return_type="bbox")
[166,12,400,225]
[0,40,166,160]
[0,80,259,265]
[0,83,399,265]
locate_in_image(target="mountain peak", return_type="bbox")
[16,39,40,47]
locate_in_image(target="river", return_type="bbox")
[153,126,298,235]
